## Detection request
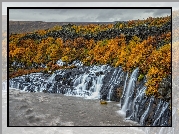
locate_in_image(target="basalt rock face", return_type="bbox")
[119,68,171,126]
[100,67,126,101]
[9,62,171,126]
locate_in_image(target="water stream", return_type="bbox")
[9,60,171,126]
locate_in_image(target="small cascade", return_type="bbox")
[89,74,104,99]
[48,73,57,83]
[141,106,176,134]
[67,65,110,99]
[120,72,128,107]
[70,60,83,67]
[130,86,147,122]
[120,67,139,114]
[72,73,91,97]
[118,67,171,126]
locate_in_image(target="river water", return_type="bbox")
[8,88,139,126]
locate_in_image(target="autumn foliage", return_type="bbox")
[9,16,171,97]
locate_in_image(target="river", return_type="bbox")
[8,88,140,126]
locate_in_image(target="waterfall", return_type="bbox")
[86,74,105,99]
[9,63,111,98]
[73,73,91,97]
[120,67,139,114]
[100,67,124,101]
[68,65,108,99]
[8,60,171,126]
[118,67,171,126]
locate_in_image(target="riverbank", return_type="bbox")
[9,88,139,126]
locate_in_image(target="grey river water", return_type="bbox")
[8,88,139,126]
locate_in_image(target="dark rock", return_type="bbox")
[95,71,104,76]
[25,76,30,82]
[158,75,171,99]
[100,67,124,101]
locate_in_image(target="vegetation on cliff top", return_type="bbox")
[9,16,171,97]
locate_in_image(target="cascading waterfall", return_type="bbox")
[120,67,139,114]
[100,66,125,101]
[89,74,104,99]
[118,67,171,126]
[9,60,171,126]
[9,64,112,99]
[68,65,109,99]
[141,106,176,134]
[73,73,90,97]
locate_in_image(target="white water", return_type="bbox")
[73,73,90,97]
[116,67,171,127]
[119,72,129,109]
[8,63,172,127]
[86,74,105,99]
[107,69,118,101]
[66,65,109,99]
[70,60,83,67]
[56,59,66,66]
[120,67,139,114]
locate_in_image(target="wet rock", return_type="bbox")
[113,87,123,102]
[95,71,104,76]
[25,76,30,82]
[42,89,48,93]
[100,67,124,101]
[54,75,63,81]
